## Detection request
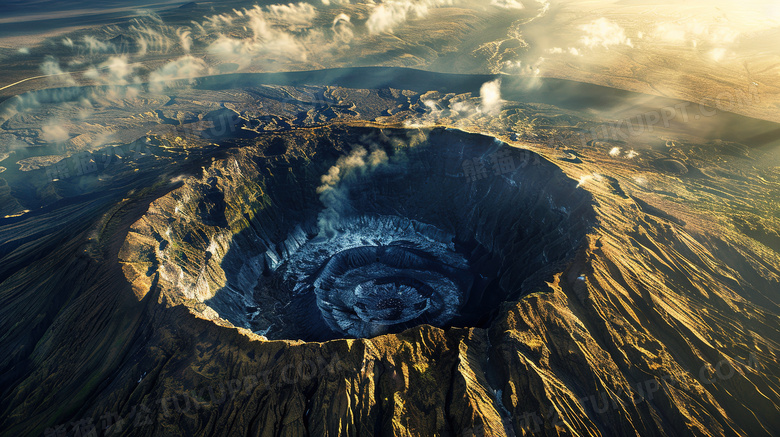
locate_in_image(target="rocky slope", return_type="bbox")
[0,73,779,436]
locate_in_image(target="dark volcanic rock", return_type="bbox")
[0,81,779,437]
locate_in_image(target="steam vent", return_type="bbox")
[121,127,594,341]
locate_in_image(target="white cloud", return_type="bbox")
[206,3,355,68]
[177,28,192,53]
[501,56,545,76]
[366,0,455,34]
[608,147,638,159]
[549,47,581,56]
[580,18,633,49]
[708,48,727,62]
[367,2,424,34]
[129,22,173,56]
[41,121,70,144]
[84,55,139,85]
[491,0,524,9]
[203,13,234,30]
[40,57,76,85]
[82,35,114,54]
[406,79,505,127]
[332,13,354,43]
[208,28,308,66]
[479,79,503,115]
[148,55,209,93]
[266,2,318,29]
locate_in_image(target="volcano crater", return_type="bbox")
[122,127,595,341]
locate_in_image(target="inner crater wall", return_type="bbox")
[119,126,595,339]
